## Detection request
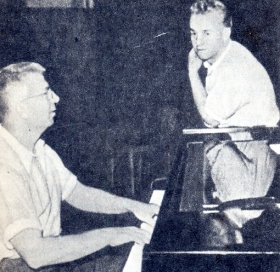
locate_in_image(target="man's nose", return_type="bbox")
[51,90,60,103]
[196,34,204,46]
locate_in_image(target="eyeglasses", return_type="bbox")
[22,89,55,101]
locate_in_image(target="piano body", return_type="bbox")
[142,127,280,272]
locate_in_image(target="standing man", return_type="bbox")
[188,0,279,237]
[0,62,159,271]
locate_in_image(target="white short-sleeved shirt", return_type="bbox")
[0,126,77,261]
[204,40,279,127]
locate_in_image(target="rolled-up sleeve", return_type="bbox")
[0,165,41,249]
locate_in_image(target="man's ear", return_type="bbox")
[222,27,231,42]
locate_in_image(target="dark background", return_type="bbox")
[0,0,279,200]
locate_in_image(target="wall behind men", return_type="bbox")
[0,0,279,195]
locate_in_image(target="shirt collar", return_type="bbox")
[0,125,44,173]
[203,40,232,74]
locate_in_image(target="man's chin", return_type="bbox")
[197,55,209,62]
[43,118,55,130]
[195,51,210,61]
[49,113,57,124]
[49,118,55,127]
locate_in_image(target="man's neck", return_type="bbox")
[207,39,231,65]
[2,121,42,152]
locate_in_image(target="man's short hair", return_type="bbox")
[190,0,232,28]
[0,62,45,122]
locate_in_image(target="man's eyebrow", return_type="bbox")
[190,28,213,33]
[190,27,212,31]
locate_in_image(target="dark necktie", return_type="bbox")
[198,64,208,87]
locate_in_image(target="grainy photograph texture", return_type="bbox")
[0,0,280,271]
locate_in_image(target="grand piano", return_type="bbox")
[141,126,280,272]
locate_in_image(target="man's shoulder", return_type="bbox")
[36,139,67,170]
[223,41,269,78]
[228,41,258,63]
[230,40,249,52]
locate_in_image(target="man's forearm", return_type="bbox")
[189,71,219,127]
[66,182,142,214]
[13,228,112,269]
[11,226,149,269]
[189,70,208,118]
[66,182,159,226]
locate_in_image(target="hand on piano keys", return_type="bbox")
[123,188,165,272]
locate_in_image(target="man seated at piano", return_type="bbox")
[0,62,159,271]
[188,0,280,241]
